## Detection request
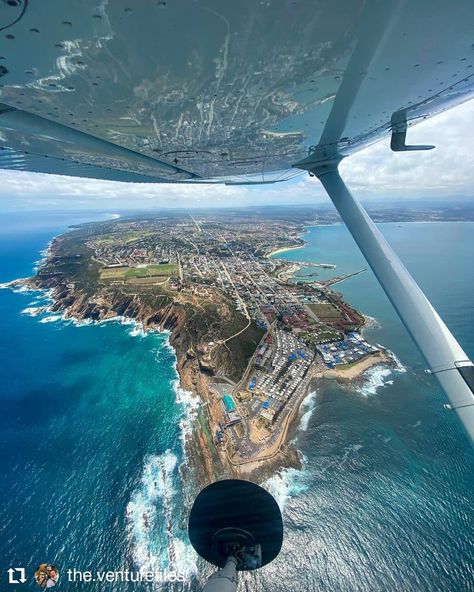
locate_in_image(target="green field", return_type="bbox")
[100,263,178,280]
[308,302,344,321]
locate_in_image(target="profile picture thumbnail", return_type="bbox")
[34,564,59,588]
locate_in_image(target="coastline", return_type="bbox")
[266,244,305,258]
[8,277,223,493]
[2,216,473,592]
[6,272,311,489]
[323,351,391,381]
[3,224,399,495]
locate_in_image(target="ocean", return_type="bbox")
[0,212,198,591]
[0,213,473,591]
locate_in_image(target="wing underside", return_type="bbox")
[0,0,473,183]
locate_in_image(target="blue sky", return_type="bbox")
[0,99,473,212]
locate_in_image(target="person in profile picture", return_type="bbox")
[35,564,59,588]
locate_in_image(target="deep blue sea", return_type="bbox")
[0,212,198,591]
[0,213,473,592]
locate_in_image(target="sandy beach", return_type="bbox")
[267,244,304,258]
[323,351,390,380]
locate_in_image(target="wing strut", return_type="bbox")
[306,161,474,446]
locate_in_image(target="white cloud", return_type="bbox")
[0,98,473,211]
[340,98,474,198]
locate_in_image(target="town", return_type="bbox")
[79,212,385,466]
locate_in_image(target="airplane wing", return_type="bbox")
[0,0,473,183]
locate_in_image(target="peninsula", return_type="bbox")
[12,210,390,490]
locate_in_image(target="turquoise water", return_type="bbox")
[0,215,473,591]
[258,222,474,592]
[0,213,197,591]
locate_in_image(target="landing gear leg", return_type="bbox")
[202,557,238,592]
[308,161,474,446]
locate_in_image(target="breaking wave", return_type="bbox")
[298,390,317,432]
[126,338,200,583]
[356,366,394,396]
[126,450,198,578]
[1,280,36,294]
[354,349,406,397]
[67,317,93,327]
[95,316,147,337]
[159,334,199,452]
[385,348,407,373]
[128,322,147,338]
[363,314,381,330]
[342,345,407,397]
[39,314,63,324]
[21,306,46,317]
[264,459,308,512]
[175,383,200,452]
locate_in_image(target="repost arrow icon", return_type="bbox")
[7,567,27,584]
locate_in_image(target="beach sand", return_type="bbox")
[323,351,390,380]
[267,245,304,258]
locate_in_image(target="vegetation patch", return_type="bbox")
[100,263,178,280]
[309,302,345,321]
